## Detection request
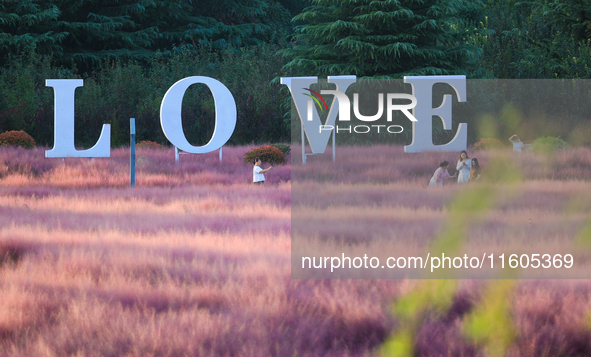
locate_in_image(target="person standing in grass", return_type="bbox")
[429,161,456,187]
[470,158,481,181]
[509,134,524,152]
[456,150,471,184]
[253,157,273,185]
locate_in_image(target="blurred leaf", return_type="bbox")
[499,103,522,135]
[393,280,457,322]
[380,329,414,357]
[480,153,523,184]
[464,280,516,357]
[577,220,591,249]
[477,113,499,139]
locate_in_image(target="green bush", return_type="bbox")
[530,136,569,155]
[0,130,35,149]
[270,144,291,156]
[243,146,286,165]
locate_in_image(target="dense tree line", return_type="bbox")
[1,0,590,147]
[281,0,483,78]
[285,0,591,79]
[0,44,292,147]
[0,0,291,70]
[0,0,296,147]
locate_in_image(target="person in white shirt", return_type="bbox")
[253,157,273,184]
[509,134,524,152]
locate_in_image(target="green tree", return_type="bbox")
[476,0,591,78]
[276,0,313,16]
[52,0,161,68]
[0,1,66,65]
[281,0,484,78]
[141,0,291,50]
[0,0,292,72]
[541,0,591,42]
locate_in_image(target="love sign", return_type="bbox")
[44,75,467,158]
[45,77,237,158]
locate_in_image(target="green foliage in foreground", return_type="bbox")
[381,154,522,357]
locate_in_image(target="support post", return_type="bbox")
[219,146,223,162]
[332,127,336,162]
[130,118,136,187]
[301,121,306,165]
[175,147,179,164]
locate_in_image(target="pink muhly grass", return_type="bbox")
[512,281,591,356]
[290,144,591,183]
[0,180,402,356]
[2,145,591,355]
[0,223,404,356]
[0,146,291,188]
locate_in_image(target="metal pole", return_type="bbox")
[219,146,223,162]
[301,121,306,165]
[175,147,179,164]
[332,127,336,162]
[130,118,135,187]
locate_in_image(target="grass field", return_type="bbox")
[1,145,591,356]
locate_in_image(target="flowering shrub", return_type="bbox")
[243,145,286,165]
[270,144,291,156]
[0,130,35,149]
[136,140,166,149]
[473,137,504,151]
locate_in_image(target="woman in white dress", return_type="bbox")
[456,150,471,184]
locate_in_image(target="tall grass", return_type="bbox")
[0,145,291,187]
[291,144,591,183]
[2,145,591,355]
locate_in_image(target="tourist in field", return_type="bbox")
[253,157,273,184]
[456,150,471,184]
[429,161,456,187]
[509,134,524,152]
[470,158,481,181]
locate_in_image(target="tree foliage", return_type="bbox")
[281,0,484,78]
[477,0,591,78]
[3,0,591,148]
[0,43,292,148]
[0,0,291,71]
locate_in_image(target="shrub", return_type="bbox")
[530,136,569,155]
[473,137,504,151]
[270,143,291,156]
[0,130,35,149]
[136,140,166,149]
[243,145,286,165]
